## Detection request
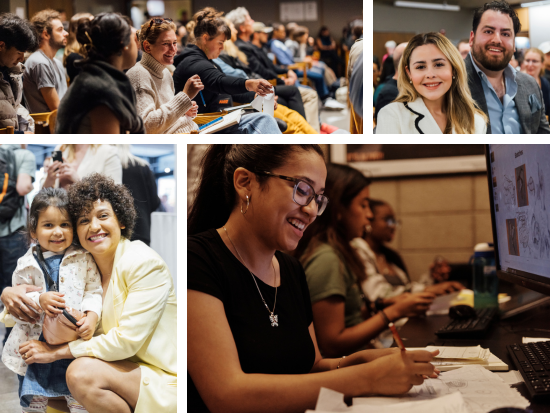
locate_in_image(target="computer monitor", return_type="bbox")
[485,144,550,298]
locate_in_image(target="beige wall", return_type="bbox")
[369,173,494,282]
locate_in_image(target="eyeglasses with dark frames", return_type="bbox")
[256,171,329,216]
[144,17,174,38]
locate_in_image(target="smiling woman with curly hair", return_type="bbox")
[10,173,177,413]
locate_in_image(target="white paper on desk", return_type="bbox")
[496,370,524,385]
[307,387,351,412]
[352,391,468,413]
[351,366,529,413]
[251,92,275,116]
[523,337,550,343]
[426,291,460,315]
[427,345,491,361]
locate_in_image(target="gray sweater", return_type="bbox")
[126,52,197,134]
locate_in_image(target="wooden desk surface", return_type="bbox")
[398,302,550,411]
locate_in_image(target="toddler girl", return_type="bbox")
[1,188,102,412]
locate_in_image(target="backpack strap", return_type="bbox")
[33,245,58,292]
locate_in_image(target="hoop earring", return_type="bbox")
[241,195,250,215]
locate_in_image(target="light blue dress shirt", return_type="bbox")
[469,52,523,134]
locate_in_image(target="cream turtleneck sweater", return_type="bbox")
[127,52,198,134]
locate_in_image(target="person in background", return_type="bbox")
[351,199,464,305]
[114,144,161,245]
[63,12,93,83]
[523,47,550,118]
[466,1,550,133]
[127,17,202,134]
[175,23,187,55]
[316,26,343,77]
[188,144,440,412]
[457,39,470,59]
[373,56,381,94]
[173,8,281,134]
[374,42,406,123]
[42,144,122,189]
[295,163,437,356]
[373,55,394,105]
[382,40,396,63]
[56,13,143,134]
[179,10,189,26]
[0,13,38,133]
[0,144,36,346]
[38,156,52,189]
[24,9,68,113]
[377,32,487,134]
[538,41,550,83]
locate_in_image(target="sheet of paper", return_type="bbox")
[426,291,460,315]
[352,365,529,413]
[426,346,491,361]
[496,370,524,385]
[199,110,242,134]
[251,92,275,117]
[350,392,468,413]
[523,337,550,343]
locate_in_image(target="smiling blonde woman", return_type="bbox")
[377,32,487,134]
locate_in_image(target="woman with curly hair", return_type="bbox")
[3,173,177,413]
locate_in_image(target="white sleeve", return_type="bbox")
[80,254,103,318]
[375,104,402,134]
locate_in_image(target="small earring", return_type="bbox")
[125,46,129,50]
[409,79,412,84]
[453,76,455,79]
[241,195,250,215]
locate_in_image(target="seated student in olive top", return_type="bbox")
[24,9,68,113]
[295,163,437,357]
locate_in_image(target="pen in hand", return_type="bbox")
[199,91,206,107]
[389,322,406,351]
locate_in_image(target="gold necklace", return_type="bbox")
[223,226,278,327]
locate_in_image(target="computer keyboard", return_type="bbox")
[435,307,498,338]
[507,342,550,399]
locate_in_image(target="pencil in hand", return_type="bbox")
[389,322,406,351]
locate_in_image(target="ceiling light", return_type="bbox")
[520,0,550,6]
[394,1,460,11]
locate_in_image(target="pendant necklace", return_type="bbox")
[223,226,278,327]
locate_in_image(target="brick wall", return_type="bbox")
[368,174,494,281]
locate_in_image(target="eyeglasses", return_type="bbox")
[384,218,401,227]
[256,171,329,216]
[144,17,173,38]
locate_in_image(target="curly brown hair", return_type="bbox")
[31,9,60,40]
[67,173,136,245]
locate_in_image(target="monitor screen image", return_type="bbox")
[487,144,550,294]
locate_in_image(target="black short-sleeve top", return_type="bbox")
[188,229,316,412]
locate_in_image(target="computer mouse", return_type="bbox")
[449,305,477,320]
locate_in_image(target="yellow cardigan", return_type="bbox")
[69,238,177,412]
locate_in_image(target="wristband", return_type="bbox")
[380,309,391,326]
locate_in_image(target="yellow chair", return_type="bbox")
[0,125,15,134]
[30,111,53,123]
[349,99,363,134]
[47,408,65,413]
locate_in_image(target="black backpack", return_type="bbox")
[0,146,24,224]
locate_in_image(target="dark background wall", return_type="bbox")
[194,0,363,40]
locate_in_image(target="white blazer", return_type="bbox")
[376,97,487,134]
[0,245,102,375]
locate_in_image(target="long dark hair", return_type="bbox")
[26,188,70,245]
[295,163,372,282]
[187,144,325,236]
[76,12,131,64]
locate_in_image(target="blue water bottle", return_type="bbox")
[471,243,498,309]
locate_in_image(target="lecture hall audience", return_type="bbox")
[0,6,360,134]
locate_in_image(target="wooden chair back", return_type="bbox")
[30,111,53,123]
[48,110,57,133]
[349,99,363,134]
[0,126,15,134]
